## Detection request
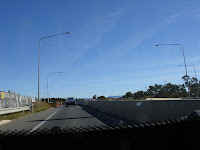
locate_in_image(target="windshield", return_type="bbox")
[0,0,200,134]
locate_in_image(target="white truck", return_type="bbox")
[65,97,76,106]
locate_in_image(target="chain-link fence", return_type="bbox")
[0,91,35,109]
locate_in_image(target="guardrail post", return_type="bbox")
[9,90,11,108]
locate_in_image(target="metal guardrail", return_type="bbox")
[0,106,31,115]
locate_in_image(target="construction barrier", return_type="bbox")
[56,101,60,107]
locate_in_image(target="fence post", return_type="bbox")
[31,98,34,113]
[9,90,11,108]
[14,92,16,107]
[19,95,21,107]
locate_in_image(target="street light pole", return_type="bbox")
[155,44,190,97]
[178,65,196,78]
[47,72,62,103]
[38,32,71,103]
[44,87,45,102]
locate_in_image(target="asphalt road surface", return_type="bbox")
[0,105,122,133]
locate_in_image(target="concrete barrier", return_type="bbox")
[77,100,200,123]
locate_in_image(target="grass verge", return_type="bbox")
[33,102,55,113]
[0,102,55,121]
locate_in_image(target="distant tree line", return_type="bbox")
[122,83,187,99]
[122,80,200,100]
[92,76,200,100]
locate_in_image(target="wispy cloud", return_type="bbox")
[55,57,200,90]
[93,9,122,25]
[54,7,200,91]
[161,9,187,25]
[55,67,186,87]
[63,73,184,90]
[58,8,124,72]
[100,8,200,59]
[63,7,196,73]
[141,56,200,69]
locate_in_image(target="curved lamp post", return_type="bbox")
[38,32,71,102]
[156,44,190,97]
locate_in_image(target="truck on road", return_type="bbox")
[65,97,76,106]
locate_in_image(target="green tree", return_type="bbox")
[190,77,199,97]
[133,91,146,99]
[123,82,189,99]
[124,91,133,98]
[147,86,156,96]
[93,95,97,99]
[146,83,187,98]
[182,75,190,89]
[182,76,200,97]
[97,96,105,99]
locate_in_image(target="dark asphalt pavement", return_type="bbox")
[0,105,121,133]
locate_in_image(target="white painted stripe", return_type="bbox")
[0,120,12,126]
[27,109,59,134]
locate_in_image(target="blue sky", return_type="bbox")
[1,0,200,98]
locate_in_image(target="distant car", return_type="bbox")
[65,97,76,106]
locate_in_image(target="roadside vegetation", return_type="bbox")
[0,102,55,121]
[122,83,187,100]
[93,78,200,101]
[33,102,55,113]
[122,79,200,100]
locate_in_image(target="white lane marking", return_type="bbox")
[27,109,59,134]
[0,120,12,126]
